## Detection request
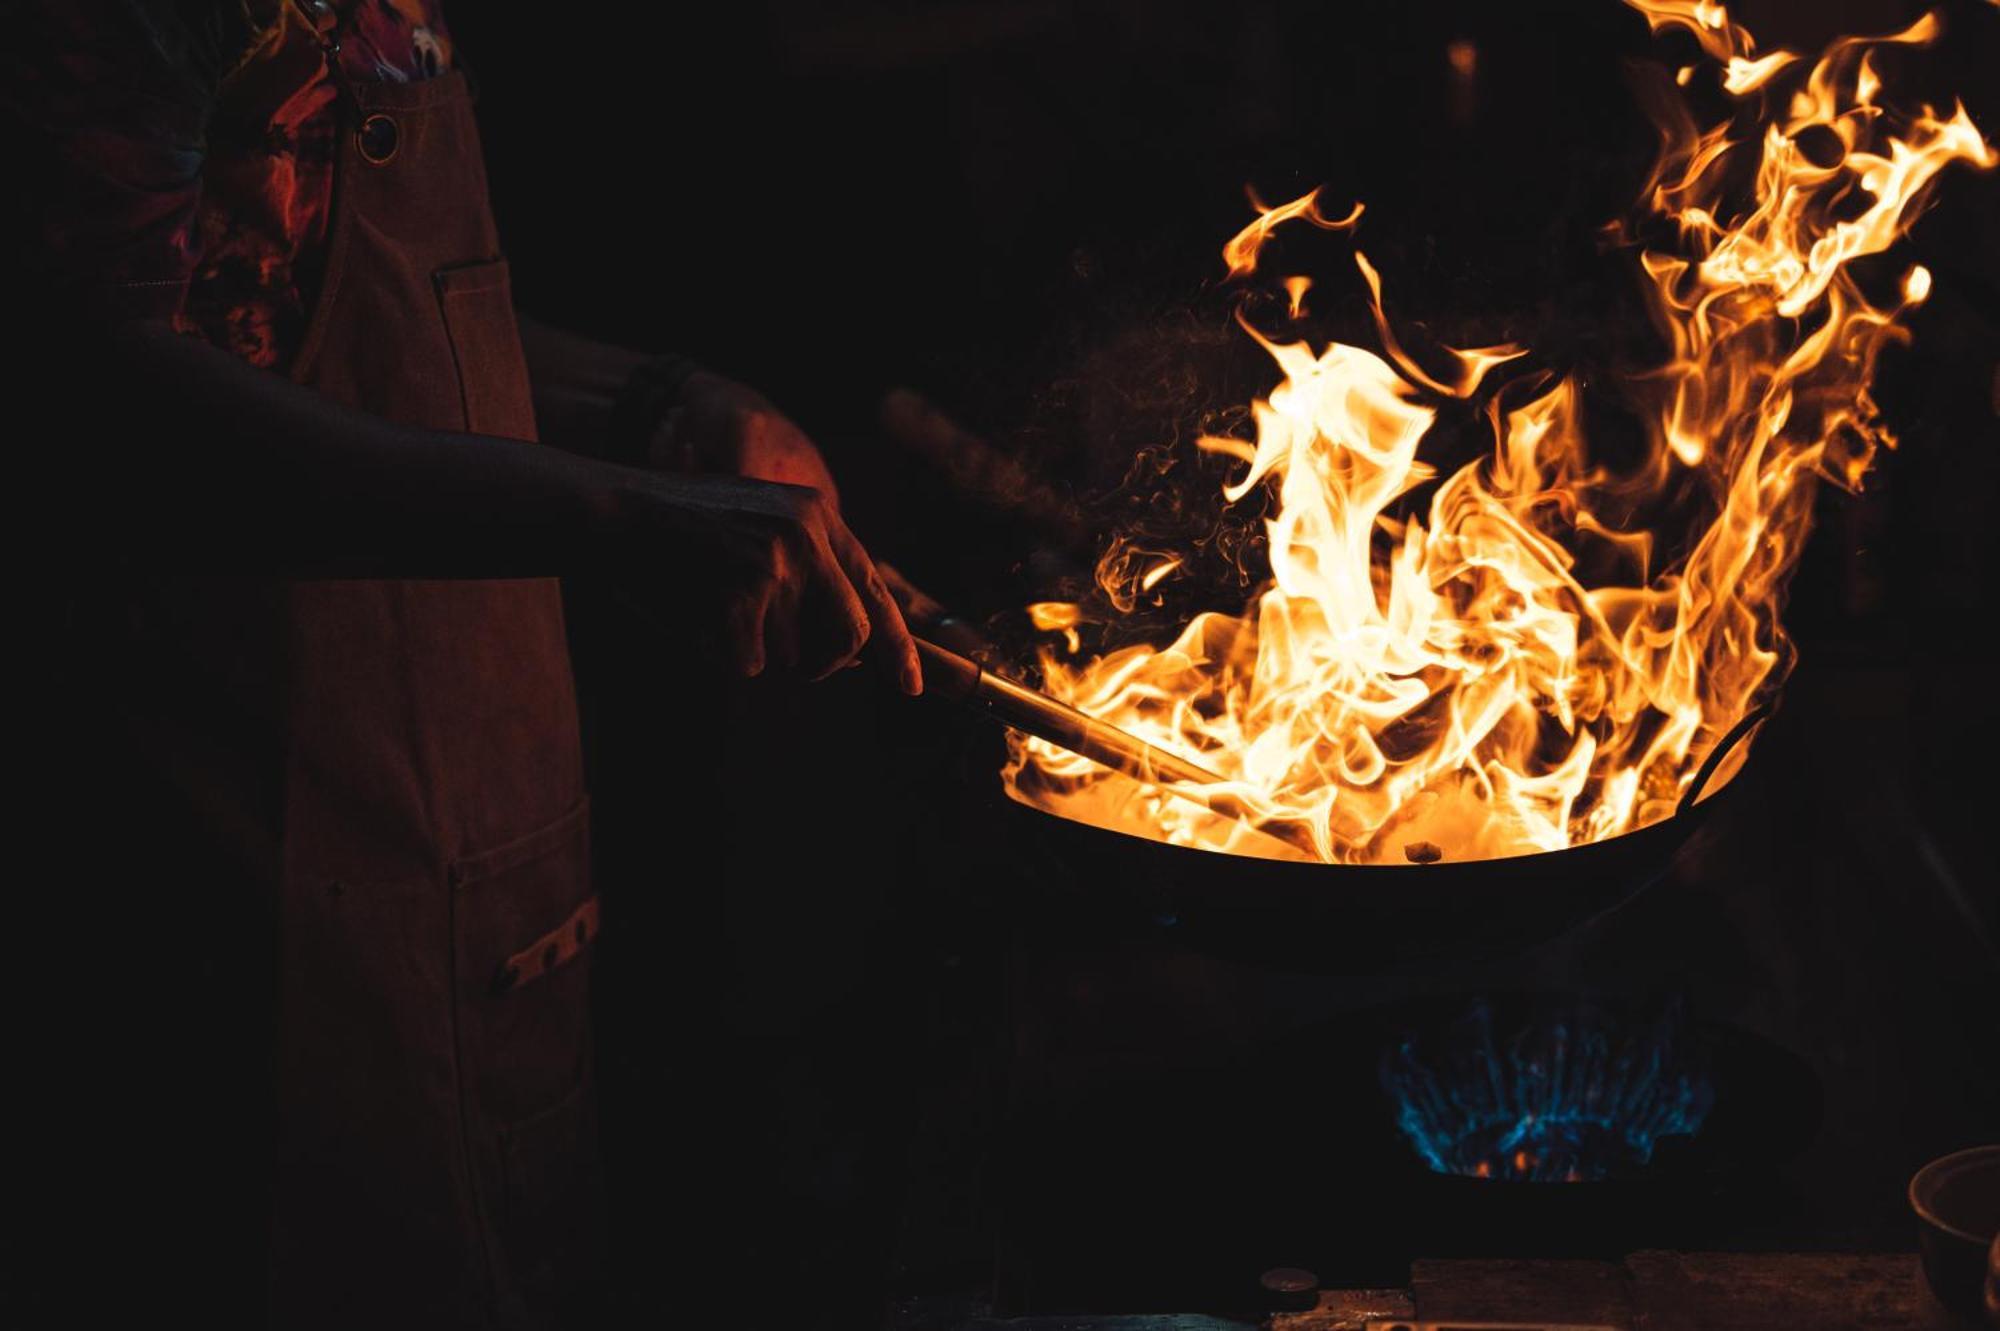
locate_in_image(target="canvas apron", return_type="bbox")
[266,55,602,1330]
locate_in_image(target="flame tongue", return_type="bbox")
[1003,3,1994,865]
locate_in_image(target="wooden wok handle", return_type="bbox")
[912,637,1226,788]
[911,636,1322,858]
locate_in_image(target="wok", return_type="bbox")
[964,682,1768,974]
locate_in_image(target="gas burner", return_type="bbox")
[1382,995,1715,1183]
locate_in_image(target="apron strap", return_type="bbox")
[288,0,359,109]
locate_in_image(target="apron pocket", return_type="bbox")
[451,796,596,1127]
[451,798,603,1316]
[434,258,538,440]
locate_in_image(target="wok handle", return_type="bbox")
[912,637,1320,858]
[913,636,1227,788]
[1677,702,1775,815]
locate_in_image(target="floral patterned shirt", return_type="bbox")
[8,0,456,368]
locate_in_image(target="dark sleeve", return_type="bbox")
[1,1,254,321]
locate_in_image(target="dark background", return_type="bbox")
[436,0,2000,1324]
[8,2,1994,1327]
[370,0,2000,1324]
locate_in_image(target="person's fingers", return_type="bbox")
[832,524,923,696]
[798,522,872,682]
[869,575,923,697]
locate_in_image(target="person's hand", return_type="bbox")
[652,370,844,502]
[595,470,922,694]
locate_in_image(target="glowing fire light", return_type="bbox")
[1221,186,1364,280]
[1004,2,1994,864]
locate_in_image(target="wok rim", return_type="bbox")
[998,757,1742,888]
[990,700,1769,888]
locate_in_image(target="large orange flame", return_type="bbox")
[1003,2,1994,865]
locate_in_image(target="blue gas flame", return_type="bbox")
[1381,996,1715,1183]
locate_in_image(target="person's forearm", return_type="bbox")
[515,313,699,464]
[94,320,616,577]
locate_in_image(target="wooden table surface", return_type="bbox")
[1272,1252,1962,1331]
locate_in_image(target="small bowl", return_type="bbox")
[1910,1145,2000,1324]
[1986,1232,1998,1324]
